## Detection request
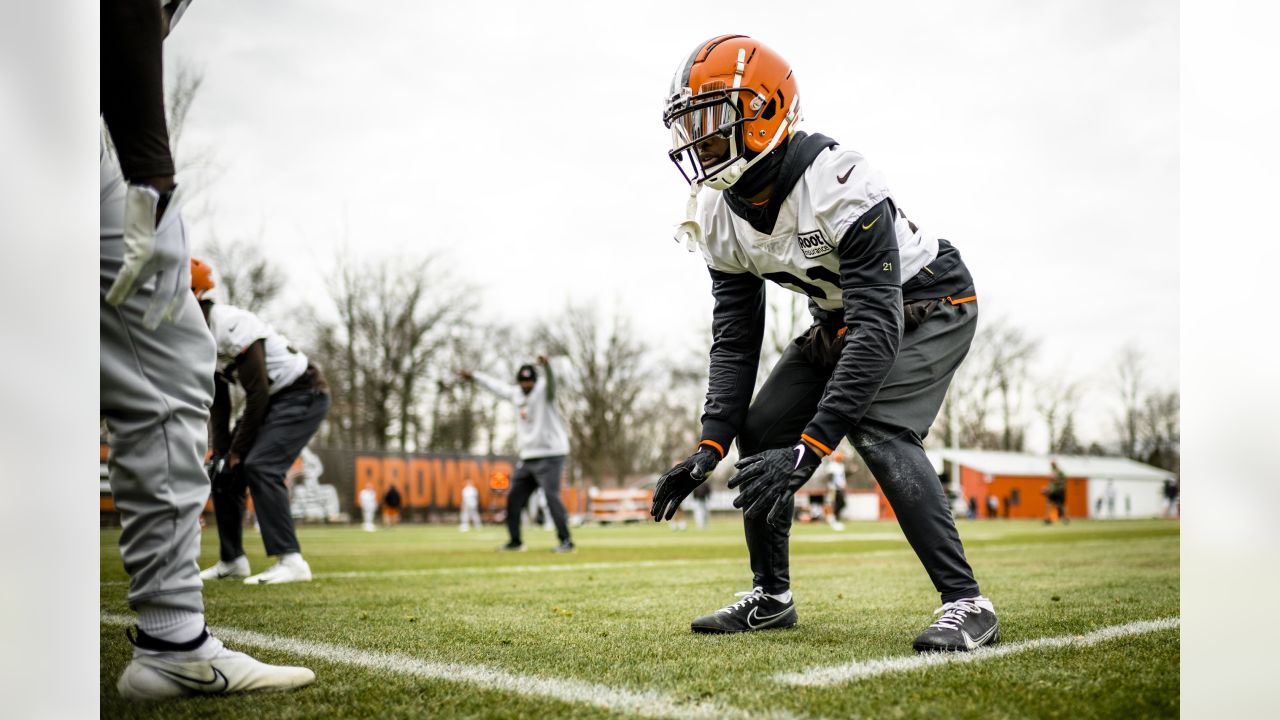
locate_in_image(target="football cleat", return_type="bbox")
[199,556,250,582]
[912,596,1000,652]
[691,587,797,634]
[243,554,311,585]
[496,542,527,552]
[117,631,314,700]
[552,541,576,553]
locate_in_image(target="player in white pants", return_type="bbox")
[101,1,312,700]
[460,481,483,531]
[359,484,379,532]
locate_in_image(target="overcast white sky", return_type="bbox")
[162,0,1178,448]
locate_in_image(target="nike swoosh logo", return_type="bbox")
[747,605,792,629]
[836,165,856,184]
[861,216,880,231]
[960,623,999,650]
[793,445,805,469]
[154,665,230,693]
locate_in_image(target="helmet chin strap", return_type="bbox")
[674,182,704,252]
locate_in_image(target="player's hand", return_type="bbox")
[228,451,242,469]
[536,354,549,366]
[456,369,474,382]
[104,183,190,330]
[205,453,227,481]
[650,446,720,521]
[729,442,823,528]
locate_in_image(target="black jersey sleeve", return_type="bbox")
[700,267,767,454]
[802,198,904,450]
[100,0,175,182]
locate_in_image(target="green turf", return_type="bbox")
[100,518,1179,719]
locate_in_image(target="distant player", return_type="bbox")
[459,356,575,552]
[359,484,378,532]
[649,36,997,652]
[191,259,331,584]
[460,480,482,531]
[101,0,313,699]
[825,451,847,531]
[1044,460,1068,524]
[382,484,403,528]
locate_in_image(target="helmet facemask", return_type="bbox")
[663,81,766,191]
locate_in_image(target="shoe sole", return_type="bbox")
[912,627,1000,653]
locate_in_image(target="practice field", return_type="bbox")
[100,518,1179,719]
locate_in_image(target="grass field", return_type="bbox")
[100,517,1179,719]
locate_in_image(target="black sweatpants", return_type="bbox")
[737,295,981,603]
[213,386,331,561]
[506,456,572,545]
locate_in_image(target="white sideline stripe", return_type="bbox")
[100,613,779,720]
[775,617,1180,686]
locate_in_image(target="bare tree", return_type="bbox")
[537,305,655,486]
[1113,345,1147,459]
[1035,375,1084,454]
[1140,389,1179,473]
[929,315,1038,450]
[314,250,472,451]
[198,230,286,315]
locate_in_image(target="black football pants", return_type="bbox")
[213,386,331,561]
[737,295,981,604]
[506,456,572,545]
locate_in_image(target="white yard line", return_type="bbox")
[775,617,1180,686]
[99,612,788,720]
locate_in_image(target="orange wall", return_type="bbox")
[959,466,1087,518]
[351,455,584,514]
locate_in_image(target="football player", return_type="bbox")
[191,259,331,584]
[649,35,999,652]
[101,0,315,699]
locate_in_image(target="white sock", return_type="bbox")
[768,590,792,604]
[136,605,206,645]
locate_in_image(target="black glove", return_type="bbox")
[205,453,228,482]
[729,442,824,528]
[650,447,720,521]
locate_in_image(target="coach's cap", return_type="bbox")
[516,364,537,383]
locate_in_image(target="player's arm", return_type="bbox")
[540,356,556,401]
[228,339,271,462]
[700,267,767,458]
[801,198,904,452]
[469,371,521,404]
[209,372,232,456]
[100,0,175,191]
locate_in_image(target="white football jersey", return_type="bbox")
[207,303,308,394]
[696,146,939,310]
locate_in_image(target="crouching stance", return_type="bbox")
[650,35,998,652]
[191,259,331,585]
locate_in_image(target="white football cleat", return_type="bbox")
[117,632,314,700]
[199,556,250,582]
[243,554,312,585]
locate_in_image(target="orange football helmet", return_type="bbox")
[663,35,802,190]
[190,257,215,299]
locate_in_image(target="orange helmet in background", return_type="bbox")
[190,257,215,299]
[663,35,802,190]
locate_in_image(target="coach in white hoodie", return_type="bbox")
[460,356,574,552]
